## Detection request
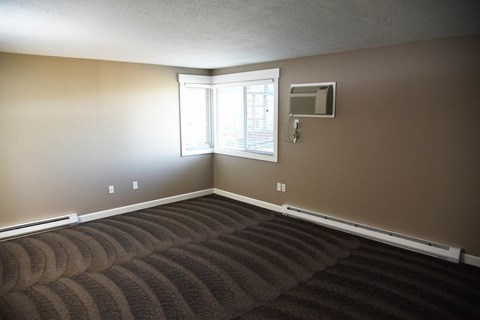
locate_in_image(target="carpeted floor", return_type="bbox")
[0,195,479,319]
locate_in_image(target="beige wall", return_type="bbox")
[0,53,212,226]
[213,35,480,256]
[1,35,479,257]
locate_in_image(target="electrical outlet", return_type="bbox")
[108,185,115,194]
[277,182,282,191]
[132,181,138,190]
[281,184,286,192]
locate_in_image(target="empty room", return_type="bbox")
[1,0,479,319]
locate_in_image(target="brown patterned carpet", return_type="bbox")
[0,195,479,319]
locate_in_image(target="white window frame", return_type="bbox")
[212,69,279,162]
[178,74,213,156]
[178,68,279,163]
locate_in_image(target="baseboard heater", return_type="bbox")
[0,214,78,241]
[282,205,461,263]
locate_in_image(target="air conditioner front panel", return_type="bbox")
[289,96,318,114]
[289,82,336,117]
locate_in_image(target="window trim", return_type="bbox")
[178,68,279,162]
[178,74,213,156]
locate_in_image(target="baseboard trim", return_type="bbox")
[461,253,480,268]
[282,204,462,263]
[213,188,283,212]
[213,189,479,268]
[0,214,78,241]
[79,188,214,223]
[4,187,478,268]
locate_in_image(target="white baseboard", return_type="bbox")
[79,188,214,223]
[0,214,78,241]
[213,188,282,212]
[81,188,282,225]
[213,189,480,268]
[460,253,480,268]
[282,204,462,263]
[5,187,479,268]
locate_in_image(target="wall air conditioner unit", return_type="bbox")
[0,214,78,241]
[289,82,336,118]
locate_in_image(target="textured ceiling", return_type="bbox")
[1,0,479,69]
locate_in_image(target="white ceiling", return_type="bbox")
[1,0,479,69]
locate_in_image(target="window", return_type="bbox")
[179,69,279,162]
[178,76,213,155]
[215,80,275,159]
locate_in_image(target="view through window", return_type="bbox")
[178,69,279,162]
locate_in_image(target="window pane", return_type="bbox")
[182,87,211,150]
[179,68,278,162]
[246,83,274,154]
[216,86,244,151]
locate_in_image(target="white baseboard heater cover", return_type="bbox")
[0,214,78,241]
[282,205,461,263]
